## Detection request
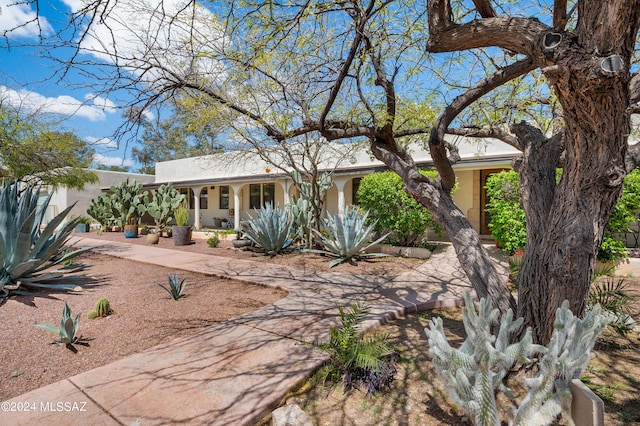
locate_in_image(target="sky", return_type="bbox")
[0,0,178,171]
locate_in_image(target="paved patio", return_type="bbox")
[1,237,506,425]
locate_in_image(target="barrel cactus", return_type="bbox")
[88,297,112,319]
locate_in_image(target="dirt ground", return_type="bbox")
[287,284,640,426]
[0,252,287,401]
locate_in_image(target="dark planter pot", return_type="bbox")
[74,223,90,233]
[124,224,138,238]
[172,226,192,246]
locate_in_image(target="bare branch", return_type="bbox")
[448,127,521,150]
[553,0,569,30]
[471,0,497,18]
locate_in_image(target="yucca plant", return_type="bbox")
[243,203,294,256]
[158,273,187,300]
[0,182,92,304]
[317,300,396,395]
[34,301,82,345]
[311,207,388,267]
[589,277,636,336]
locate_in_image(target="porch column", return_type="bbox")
[192,186,202,230]
[277,179,291,205]
[231,184,243,231]
[333,177,349,217]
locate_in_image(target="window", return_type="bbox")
[249,183,276,209]
[219,185,229,209]
[352,178,362,205]
[250,184,261,209]
[199,187,208,210]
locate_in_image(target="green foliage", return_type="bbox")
[318,300,396,395]
[207,234,220,248]
[88,297,113,318]
[109,179,148,226]
[87,192,118,231]
[485,170,527,255]
[486,169,640,260]
[289,170,333,248]
[0,104,97,189]
[173,200,189,226]
[0,182,92,304]
[143,182,185,231]
[357,170,443,246]
[426,292,612,426]
[311,207,388,267]
[588,277,636,336]
[158,273,187,300]
[34,301,82,345]
[243,203,294,255]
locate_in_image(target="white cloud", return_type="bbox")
[0,85,117,121]
[0,0,53,39]
[85,136,118,149]
[93,153,134,167]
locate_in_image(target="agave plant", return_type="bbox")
[34,301,82,345]
[243,203,294,256]
[0,182,92,304]
[158,273,187,300]
[311,207,388,267]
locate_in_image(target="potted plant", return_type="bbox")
[143,183,185,238]
[146,228,160,244]
[109,179,148,238]
[172,201,191,246]
[73,215,93,233]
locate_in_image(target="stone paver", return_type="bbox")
[2,237,478,426]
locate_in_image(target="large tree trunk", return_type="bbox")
[515,8,635,342]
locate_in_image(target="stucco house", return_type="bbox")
[148,136,520,235]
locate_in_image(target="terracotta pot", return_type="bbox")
[124,224,138,238]
[172,226,192,246]
[146,233,159,244]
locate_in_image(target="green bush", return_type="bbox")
[207,234,220,248]
[485,169,640,260]
[357,170,443,246]
[485,170,527,255]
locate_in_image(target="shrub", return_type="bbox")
[0,182,92,304]
[158,273,187,300]
[34,301,82,345]
[207,234,220,248]
[425,292,611,426]
[317,300,396,395]
[485,169,640,260]
[243,203,294,256]
[357,170,443,246]
[311,207,388,267]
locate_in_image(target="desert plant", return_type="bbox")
[589,277,636,336]
[289,170,333,248]
[357,170,444,246]
[243,203,294,256]
[143,182,185,233]
[173,200,189,226]
[425,292,611,426]
[109,179,148,227]
[311,207,388,267]
[207,234,220,248]
[87,297,112,319]
[34,301,82,345]
[87,192,117,231]
[317,300,396,395]
[158,273,187,300]
[0,182,92,304]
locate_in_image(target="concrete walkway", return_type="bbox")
[2,238,502,426]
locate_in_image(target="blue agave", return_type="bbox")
[243,203,294,256]
[0,182,92,304]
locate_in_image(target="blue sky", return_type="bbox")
[0,0,148,170]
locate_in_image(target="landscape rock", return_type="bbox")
[272,403,313,426]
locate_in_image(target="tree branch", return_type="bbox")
[447,127,522,151]
[429,58,535,190]
[471,0,497,18]
[553,0,569,30]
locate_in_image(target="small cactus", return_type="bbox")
[88,298,112,319]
